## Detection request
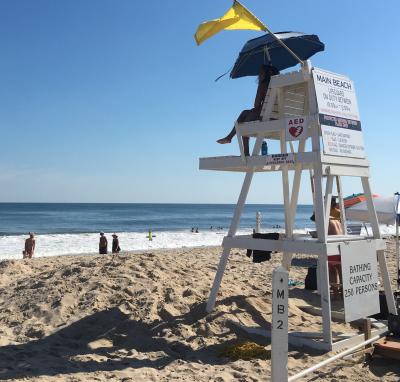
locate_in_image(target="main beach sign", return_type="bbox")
[313,68,365,158]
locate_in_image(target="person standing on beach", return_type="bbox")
[99,232,108,254]
[24,233,35,259]
[112,234,120,254]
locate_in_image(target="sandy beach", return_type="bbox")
[0,241,399,381]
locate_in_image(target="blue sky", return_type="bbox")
[0,0,399,203]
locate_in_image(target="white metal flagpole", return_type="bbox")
[397,217,399,310]
[396,192,400,308]
[262,26,304,66]
[235,0,303,66]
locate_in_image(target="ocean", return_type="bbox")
[1,203,393,260]
[0,203,316,259]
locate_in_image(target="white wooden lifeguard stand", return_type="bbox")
[199,61,397,351]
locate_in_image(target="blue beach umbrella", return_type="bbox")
[230,31,325,79]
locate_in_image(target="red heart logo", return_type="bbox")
[289,126,303,137]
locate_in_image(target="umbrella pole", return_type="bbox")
[396,216,399,311]
[396,192,400,310]
[262,25,304,66]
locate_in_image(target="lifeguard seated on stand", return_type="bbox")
[217,65,279,156]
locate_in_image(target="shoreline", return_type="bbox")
[1,226,398,261]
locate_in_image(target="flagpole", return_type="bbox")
[263,25,304,66]
[235,1,304,66]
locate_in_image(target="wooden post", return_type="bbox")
[256,211,261,233]
[363,318,372,344]
[363,318,372,361]
[272,266,289,382]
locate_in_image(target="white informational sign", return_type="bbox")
[265,153,295,166]
[271,266,288,381]
[285,116,308,141]
[313,68,366,158]
[340,241,380,322]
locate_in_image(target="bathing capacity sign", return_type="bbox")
[340,241,379,322]
[313,68,365,158]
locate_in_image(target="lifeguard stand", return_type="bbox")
[199,61,397,351]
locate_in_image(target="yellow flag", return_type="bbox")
[194,0,267,45]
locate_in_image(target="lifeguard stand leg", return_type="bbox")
[336,176,347,234]
[235,122,246,161]
[323,176,334,234]
[282,140,307,270]
[307,71,333,346]
[206,137,264,313]
[280,130,292,270]
[361,177,397,315]
[314,171,333,346]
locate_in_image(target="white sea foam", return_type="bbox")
[0,229,245,260]
[0,225,396,261]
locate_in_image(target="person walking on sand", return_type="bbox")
[99,232,108,254]
[112,234,120,254]
[24,232,35,259]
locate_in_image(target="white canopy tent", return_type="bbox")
[345,194,400,225]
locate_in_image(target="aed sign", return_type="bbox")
[285,116,308,141]
[313,68,366,159]
[340,241,380,322]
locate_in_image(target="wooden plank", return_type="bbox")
[270,70,310,88]
[300,305,345,321]
[260,87,278,122]
[323,164,370,177]
[199,152,318,172]
[222,235,327,255]
[320,154,369,166]
[331,328,386,352]
[228,320,331,351]
[326,237,385,256]
[284,98,305,107]
[236,115,318,139]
